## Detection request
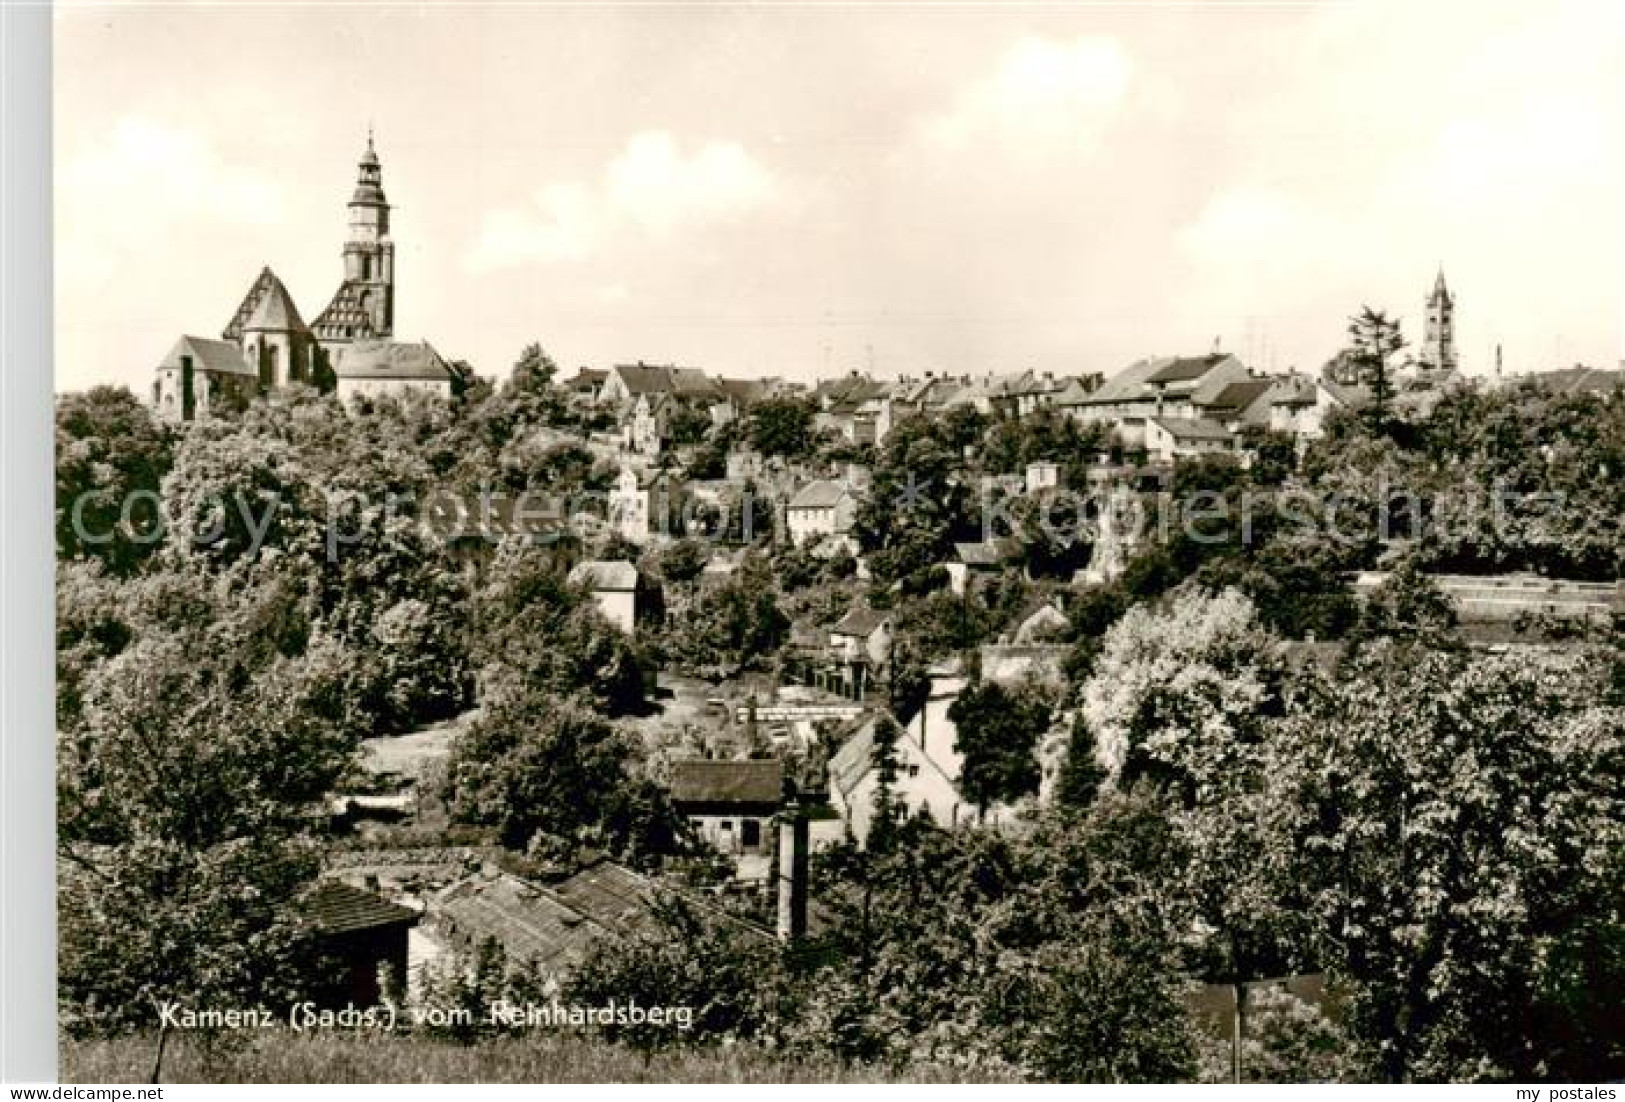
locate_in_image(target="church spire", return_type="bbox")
[1421,267,1456,372]
[311,128,395,345]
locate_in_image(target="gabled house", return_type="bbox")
[785,479,859,553]
[607,466,686,544]
[711,377,766,426]
[567,558,642,634]
[1006,371,1067,417]
[668,758,784,857]
[944,539,1011,595]
[830,606,892,666]
[1072,353,1252,425]
[827,714,967,845]
[1267,377,1368,441]
[562,367,608,398]
[598,361,679,405]
[1197,378,1275,430]
[1144,416,1235,465]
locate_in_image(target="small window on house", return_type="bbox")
[719,820,734,832]
[741,819,761,848]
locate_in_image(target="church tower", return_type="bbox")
[1420,269,1456,372]
[313,131,395,346]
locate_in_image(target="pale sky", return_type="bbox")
[54,1,1625,394]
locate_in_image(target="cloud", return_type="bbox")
[922,35,1131,154]
[58,117,284,290]
[466,132,777,272]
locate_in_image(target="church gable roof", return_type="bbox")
[332,339,455,382]
[313,280,384,340]
[222,267,281,341]
[611,363,677,397]
[157,335,255,377]
[242,272,308,333]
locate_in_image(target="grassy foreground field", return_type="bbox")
[61,1032,1008,1084]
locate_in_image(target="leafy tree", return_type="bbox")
[55,387,174,576]
[1237,425,1298,486]
[748,398,817,458]
[854,417,978,585]
[1349,559,1458,646]
[1267,643,1625,1081]
[475,544,647,716]
[666,402,713,447]
[657,553,787,677]
[58,595,356,1038]
[443,695,677,855]
[507,342,557,394]
[947,679,1054,814]
[1081,588,1284,794]
[656,538,709,586]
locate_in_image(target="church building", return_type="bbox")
[1419,269,1457,372]
[151,133,468,422]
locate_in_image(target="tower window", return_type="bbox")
[361,256,372,280]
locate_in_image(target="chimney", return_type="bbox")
[776,803,809,942]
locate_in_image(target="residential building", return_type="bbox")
[827,714,968,845]
[1025,460,1061,495]
[785,478,859,552]
[1144,416,1235,465]
[830,605,892,667]
[944,539,1009,595]
[1267,377,1368,441]
[668,758,784,857]
[567,559,641,634]
[1070,353,1251,425]
[607,466,685,544]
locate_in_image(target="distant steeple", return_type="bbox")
[1421,268,1457,372]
